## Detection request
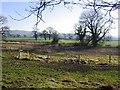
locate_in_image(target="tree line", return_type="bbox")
[1,0,117,46]
[32,26,59,43]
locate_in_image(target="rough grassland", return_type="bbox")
[2,50,120,89]
[1,38,120,89]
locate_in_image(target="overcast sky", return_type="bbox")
[1,0,118,37]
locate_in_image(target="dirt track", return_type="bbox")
[2,42,119,55]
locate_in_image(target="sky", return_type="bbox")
[1,0,119,37]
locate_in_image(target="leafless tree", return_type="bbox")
[46,27,55,40]
[52,30,59,44]
[0,15,10,40]
[0,15,7,26]
[42,29,48,40]
[79,9,113,47]
[74,24,87,46]
[32,27,39,40]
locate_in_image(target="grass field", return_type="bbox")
[1,38,120,89]
[4,38,53,43]
[2,50,120,89]
[2,37,119,47]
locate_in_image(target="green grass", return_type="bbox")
[4,38,79,44]
[59,39,79,44]
[2,37,119,47]
[1,37,119,89]
[4,38,52,43]
[2,50,120,89]
[103,41,119,47]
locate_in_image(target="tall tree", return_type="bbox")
[79,9,113,47]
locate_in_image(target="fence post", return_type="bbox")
[108,55,112,64]
[77,54,80,63]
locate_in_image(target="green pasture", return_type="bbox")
[1,37,119,89]
[4,38,52,43]
[2,50,120,89]
[1,37,119,47]
[102,41,119,47]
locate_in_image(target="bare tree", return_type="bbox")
[0,15,10,40]
[46,27,55,40]
[42,30,48,40]
[0,15,7,25]
[74,24,86,46]
[52,30,59,44]
[0,26,10,39]
[32,27,39,40]
[79,9,113,47]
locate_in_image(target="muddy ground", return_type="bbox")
[1,41,119,55]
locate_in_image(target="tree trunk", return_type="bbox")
[80,40,84,46]
[92,39,97,47]
[35,37,37,40]
[44,34,47,40]
[48,34,51,40]
[92,37,97,47]
[91,34,98,47]
[52,35,58,44]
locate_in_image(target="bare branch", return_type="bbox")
[10,0,119,27]
[9,12,33,21]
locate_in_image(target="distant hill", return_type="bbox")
[10,30,33,37]
[9,30,118,40]
[10,30,76,39]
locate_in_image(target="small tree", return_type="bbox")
[32,27,39,40]
[0,26,10,40]
[52,30,59,44]
[42,30,48,40]
[23,35,27,38]
[46,27,55,40]
[16,34,21,38]
[74,24,87,46]
[0,15,10,41]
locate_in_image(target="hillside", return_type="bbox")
[10,30,33,37]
